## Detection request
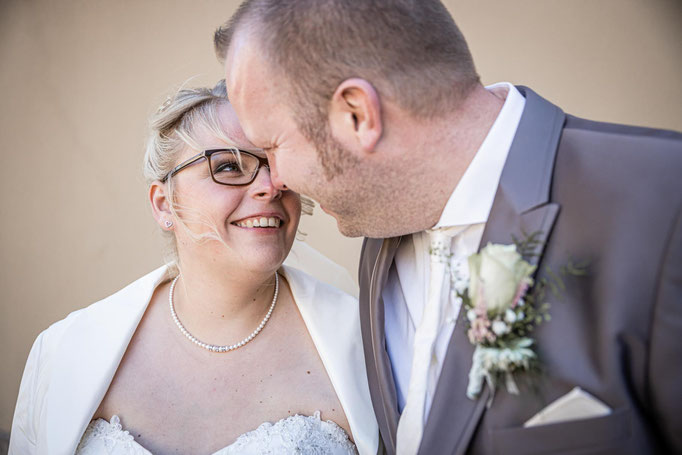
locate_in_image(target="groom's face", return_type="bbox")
[225,33,372,236]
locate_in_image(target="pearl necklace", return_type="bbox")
[168,273,279,353]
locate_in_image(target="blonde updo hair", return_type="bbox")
[144,79,229,185]
[144,79,312,272]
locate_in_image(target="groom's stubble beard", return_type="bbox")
[301,130,374,238]
[303,126,434,239]
[293,120,378,237]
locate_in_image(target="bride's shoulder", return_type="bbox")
[282,240,358,297]
[280,265,362,339]
[36,265,171,349]
[280,265,358,305]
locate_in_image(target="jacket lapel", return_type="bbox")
[43,266,169,455]
[419,87,566,455]
[360,236,402,454]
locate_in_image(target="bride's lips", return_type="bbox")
[231,212,285,229]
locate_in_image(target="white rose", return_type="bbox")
[504,308,517,324]
[492,320,510,336]
[468,243,536,314]
[467,309,477,322]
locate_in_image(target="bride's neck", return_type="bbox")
[170,257,279,341]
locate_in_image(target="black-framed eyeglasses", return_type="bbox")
[161,148,270,186]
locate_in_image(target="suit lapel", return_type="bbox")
[360,236,402,454]
[419,87,566,455]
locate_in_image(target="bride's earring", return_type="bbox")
[164,220,174,228]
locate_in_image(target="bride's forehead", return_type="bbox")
[183,117,261,158]
[215,103,261,152]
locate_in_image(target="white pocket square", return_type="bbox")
[524,386,612,427]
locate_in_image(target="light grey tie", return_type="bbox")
[396,226,461,455]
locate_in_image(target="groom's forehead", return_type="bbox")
[224,35,290,147]
[224,30,252,95]
[227,34,291,110]
[227,33,280,98]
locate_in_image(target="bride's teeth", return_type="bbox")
[237,217,281,228]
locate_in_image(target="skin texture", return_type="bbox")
[225,29,504,238]
[94,102,352,454]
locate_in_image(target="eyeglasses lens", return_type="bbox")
[209,150,260,185]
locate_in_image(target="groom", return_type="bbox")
[217,1,682,453]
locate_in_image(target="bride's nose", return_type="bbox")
[249,166,282,200]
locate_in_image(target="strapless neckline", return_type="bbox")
[76,412,357,454]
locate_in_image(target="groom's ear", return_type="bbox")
[328,78,382,156]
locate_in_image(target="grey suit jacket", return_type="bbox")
[359,87,682,455]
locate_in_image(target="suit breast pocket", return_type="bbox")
[489,408,632,455]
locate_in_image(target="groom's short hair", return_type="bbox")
[215,0,479,124]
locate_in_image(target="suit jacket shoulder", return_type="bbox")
[564,114,682,142]
[561,114,682,182]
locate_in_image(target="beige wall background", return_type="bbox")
[1,0,681,434]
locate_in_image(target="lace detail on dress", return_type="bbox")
[76,412,356,455]
[76,415,151,454]
[222,411,357,455]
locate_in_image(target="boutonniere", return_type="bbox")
[459,234,586,405]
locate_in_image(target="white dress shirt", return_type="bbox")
[383,83,526,414]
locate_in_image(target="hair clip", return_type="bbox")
[157,95,174,114]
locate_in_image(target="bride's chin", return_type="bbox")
[236,251,288,274]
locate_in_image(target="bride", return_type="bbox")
[9,80,378,454]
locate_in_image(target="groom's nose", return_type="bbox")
[265,154,288,191]
[249,165,282,201]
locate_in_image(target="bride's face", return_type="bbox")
[169,103,301,274]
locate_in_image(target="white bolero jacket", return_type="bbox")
[9,265,379,455]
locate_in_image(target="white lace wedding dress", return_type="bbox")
[75,412,357,454]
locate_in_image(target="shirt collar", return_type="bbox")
[433,82,526,228]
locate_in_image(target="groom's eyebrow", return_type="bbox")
[257,143,279,156]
